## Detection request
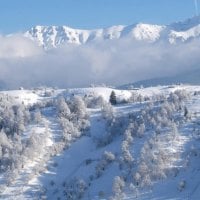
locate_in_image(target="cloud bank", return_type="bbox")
[0,34,199,89]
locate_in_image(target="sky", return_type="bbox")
[0,0,198,33]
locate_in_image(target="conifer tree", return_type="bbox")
[109,91,117,105]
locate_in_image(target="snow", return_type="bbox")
[0,88,65,106]
[0,84,200,199]
[23,16,200,49]
[0,120,53,199]
[169,24,200,44]
[0,90,40,106]
[131,23,164,41]
[67,87,132,102]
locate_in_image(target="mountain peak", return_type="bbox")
[169,15,200,31]
[24,17,200,49]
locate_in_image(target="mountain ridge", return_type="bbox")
[24,16,200,49]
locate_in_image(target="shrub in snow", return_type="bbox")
[103,151,115,163]
[137,123,145,138]
[138,161,149,176]
[76,118,90,132]
[86,95,105,108]
[170,122,179,140]
[95,159,107,178]
[50,180,55,186]
[169,92,179,104]
[149,117,157,128]
[95,151,115,178]
[140,174,152,188]
[137,94,144,103]
[44,89,54,97]
[168,90,189,111]
[64,178,87,200]
[175,90,190,101]
[89,174,94,181]
[51,141,65,156]
[133,172,141,186]
[128,92,137,103]
[129,183,139,198]
[126,122,136,136]
[5,168,17,186]
[178,180,186,191]
[98,190,105,199]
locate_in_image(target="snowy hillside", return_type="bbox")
[24,16,200,49]
[120,69,200,88]
[0,85,200,200]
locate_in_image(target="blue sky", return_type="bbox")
[0,0,198,33]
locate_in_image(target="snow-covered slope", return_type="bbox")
[66,87,132,102]
[119,69,200,88]
[0,85,200,200]
[24,16,200,49]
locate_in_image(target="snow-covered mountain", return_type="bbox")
[24,24,164,49]
[24,16,200,49]
[119,69,200,89]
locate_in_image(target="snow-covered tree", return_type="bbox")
[85,95,105,108]
[95,151,115,178]
[124,129,133,144]
[101,102,115,121]
[72,96,88,119]
[57,97,71,119]
[33,110,42,124]
[121,140,134,166]
[59,117,79,141]
[111,176,125,200]
[134,172,141,186]
[137,123,145,137]
[64,178,87,200]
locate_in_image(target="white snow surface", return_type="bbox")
[23,16,200,49]
[0,84,200,199]
[67,87,132,102]
[0,90,39,106]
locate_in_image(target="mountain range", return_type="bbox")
[24,16,200,49]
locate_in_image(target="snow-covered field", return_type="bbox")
[0,85,200,200]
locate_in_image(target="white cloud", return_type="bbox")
[0,34,43,58]
[0,35,199,89]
